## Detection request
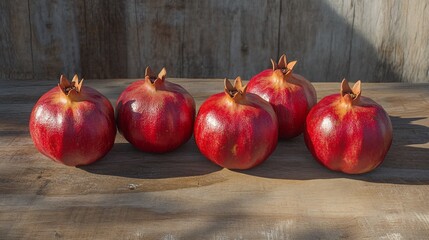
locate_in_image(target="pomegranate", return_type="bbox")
[304,79,393,174]
[247,54,317,139]
[29,75,116,166]
[116,67,195,153]
[194,77,278,169]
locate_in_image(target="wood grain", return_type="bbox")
[135,0,185,78]
[123,0,141,78]
[29,0,84,80]
[0,0,33,80]
[350,0,403,82]
[350,0,429,83]
[182,0,280,79]
[82,0,129,79]
[399,0,429,83]
[0,0,428,81]
[279,0,355,83]
[0,78,428,239]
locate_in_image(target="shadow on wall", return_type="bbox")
[1,0,416,82]
[77,0,404,82]
[279,0,403,83]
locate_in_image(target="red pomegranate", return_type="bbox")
[304,79,393,174]
[116,67,195,153]
[29,75,116,166]
[247,54,317,139]
[194,77,278,169]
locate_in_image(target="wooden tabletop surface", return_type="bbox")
[1,78,428,239]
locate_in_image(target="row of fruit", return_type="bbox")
[29,54,393,174]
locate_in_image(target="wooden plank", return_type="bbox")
[278,0,355,82]
[350,0,402,82]
[2,1,429,82]
[82,0,129,79]
[349,0,429,83]
[29,0,85,80]
[0,79,429,239]
[1,78,429,238]
[123,0,141,78]
[400,0,429,83]
[0,0,33,80]
[182,0,280,80]
[134,0,185,78]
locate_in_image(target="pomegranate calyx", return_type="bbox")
[224,77,247,102]
[277,54,288,70]
[341,79,362,105]
[272,54,297,81]
[144,67,167,88]
[59,74,83,96]
[270,59,278,70]
[145,66,157,83]
[158,67,167,81]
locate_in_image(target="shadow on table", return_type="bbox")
[79,138,222,179]
[241,116,429,185]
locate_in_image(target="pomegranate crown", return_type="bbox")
[224,77,247,101]
[341,78,362,105]
[59,74,83,96]
[271,54,297,76]
[145,66,167,85]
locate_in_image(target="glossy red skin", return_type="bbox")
[194,92,278,169]
[304,94,393,174]
[116,79,195,153]
[247,69,317,139]
[29,86,116,166]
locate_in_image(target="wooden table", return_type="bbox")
[1,78,428,239]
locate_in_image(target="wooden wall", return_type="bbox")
[0,0,428,82]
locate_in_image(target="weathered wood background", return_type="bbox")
[0,0,428,82]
